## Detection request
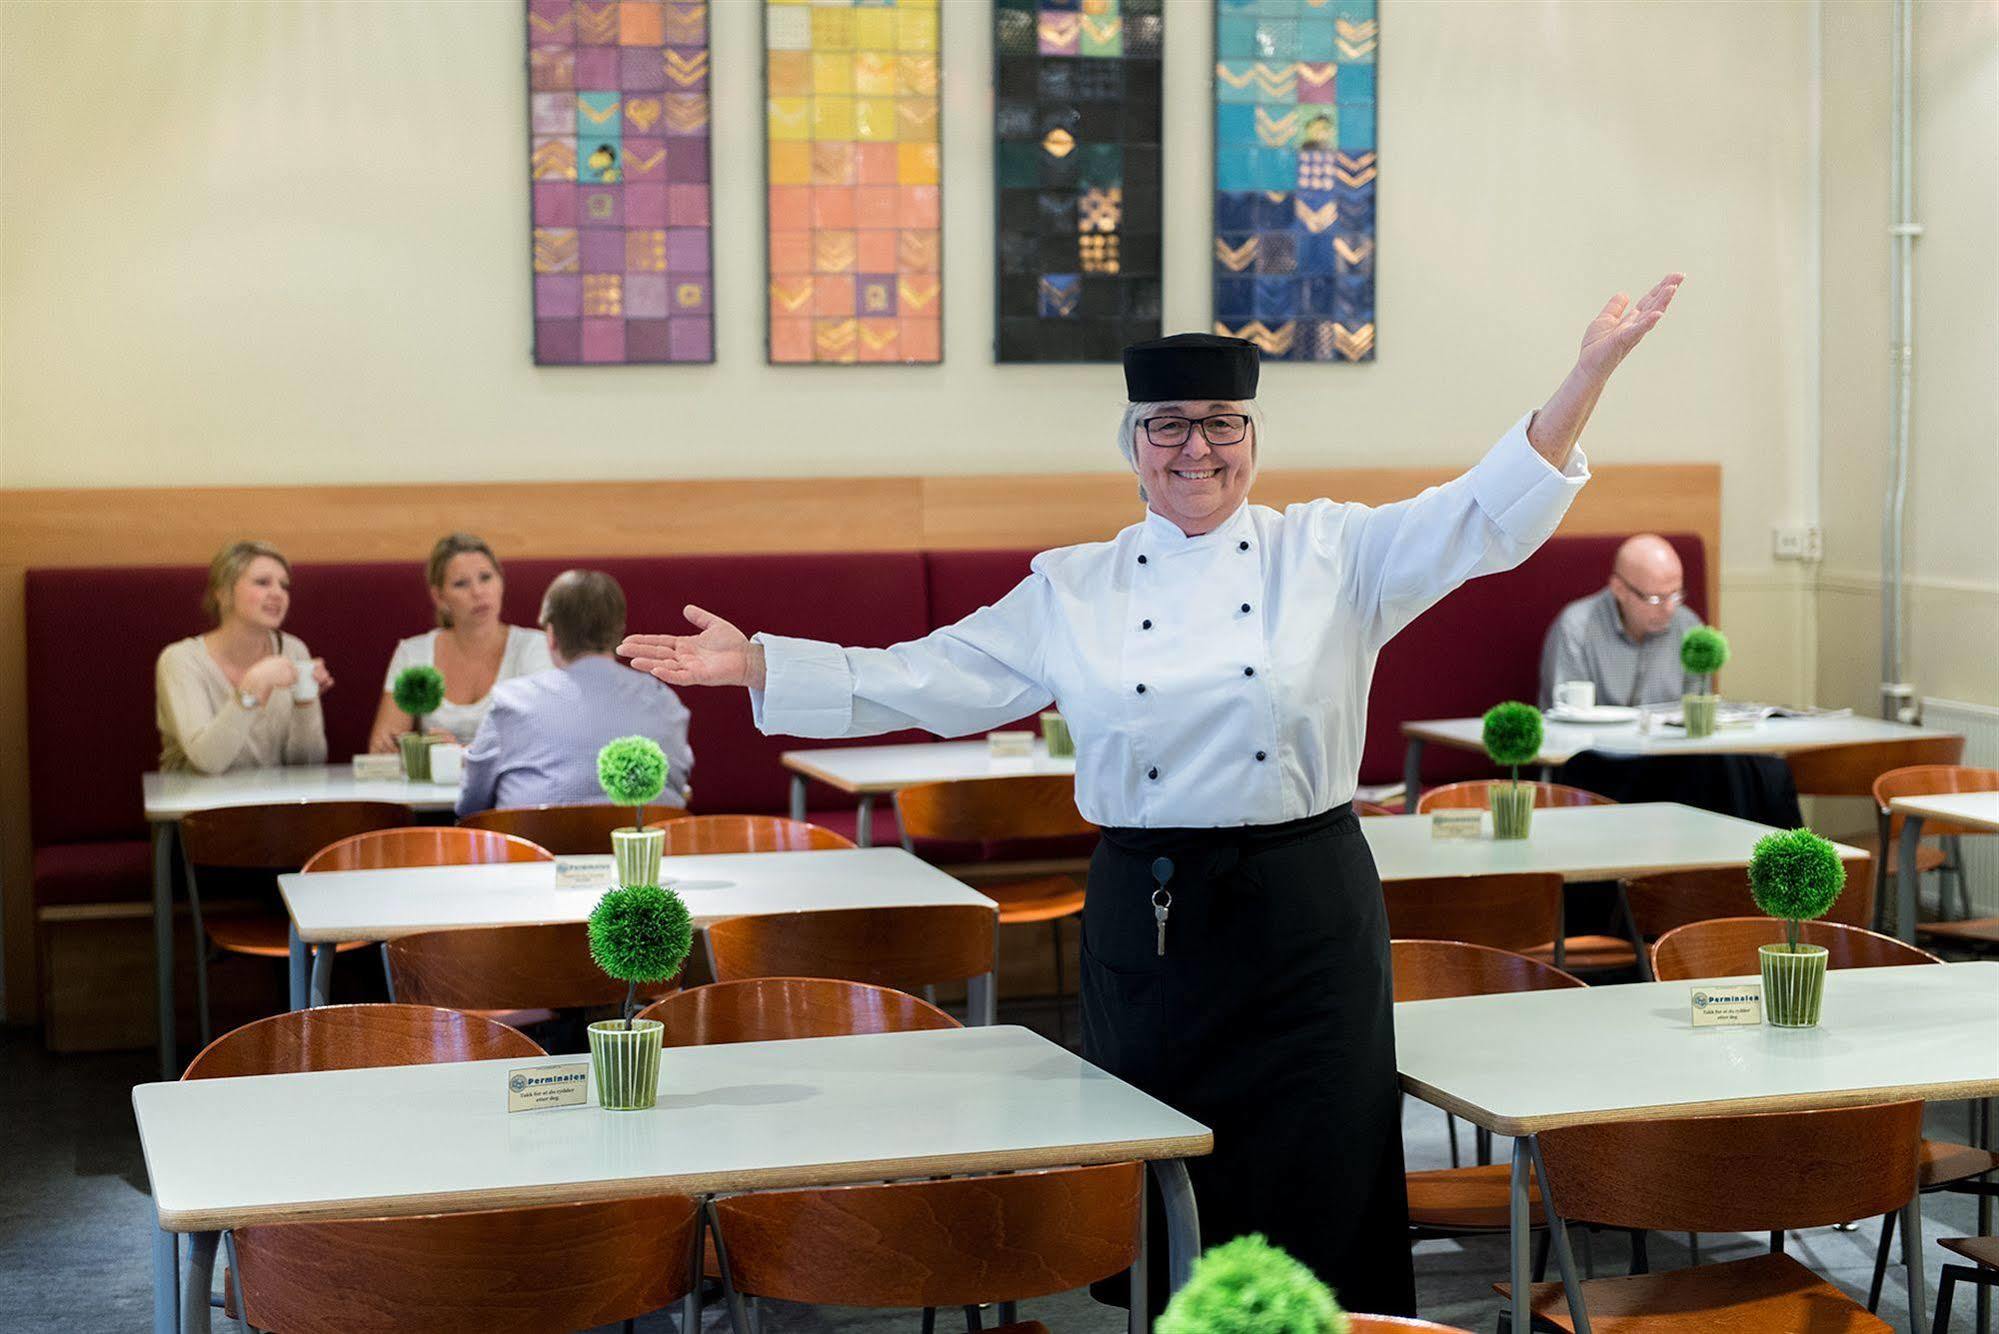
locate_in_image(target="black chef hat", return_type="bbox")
[1122,333,1260,403]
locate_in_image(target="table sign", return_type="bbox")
[553,855,616,890]
[350,753,403,781]
[1430,811,1484,840]
[507,1062,589,1112]
[1689,983,1763,1028]
[987,731,1034,759]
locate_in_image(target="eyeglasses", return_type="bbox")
[1142,413,1251,448]
[1614,573,1686,608]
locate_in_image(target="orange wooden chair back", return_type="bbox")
[1785,736,1966,800]
[1349,1320,1477,1334]
[180,802,414,870]
[181,1003,543,1079]
[894,775,1095,841]
[1536,1101,1923,1234]
[301,827,552,872]
[458,802,688,854]
[1625,856,1876,939]
[648,815,855,853]
[1873,764,1999,841]
[1381,873,1563,955]
[714,1162,1141,1308]
[1390,940,1585,1002]
[637,977,959,1046]
[1415,781,1613,813]
[1650,916,1940,982]
[707,905,995,993]
[387,923,680,1012]
[1355,799,1400,817]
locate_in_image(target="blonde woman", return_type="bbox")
[367,533,553,752]
[156,540,332,774]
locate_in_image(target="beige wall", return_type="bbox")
[0,0,1827,696]
[1817,0,1999,714]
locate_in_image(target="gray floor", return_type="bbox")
[2,1009,1990,1333]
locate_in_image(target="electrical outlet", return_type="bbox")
[1773,527,1805,560]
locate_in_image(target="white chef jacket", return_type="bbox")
[753,413,1587,828]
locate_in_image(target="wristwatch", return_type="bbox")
[239,688,261,711]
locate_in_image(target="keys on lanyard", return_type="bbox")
[1150,856,1174,958]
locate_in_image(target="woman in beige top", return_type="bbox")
[156,540,334,774]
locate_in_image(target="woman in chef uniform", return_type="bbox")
[621,275,1681,1314]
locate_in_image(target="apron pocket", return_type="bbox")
[1079,930,1168,1095]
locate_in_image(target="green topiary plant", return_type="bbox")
[1680,625,1729,695]
[587,882,693,1028]
[392,664,446,734]
[1158,1234,1349,1334]
[598,735,669,832]
[1749,828,1846,954]
[1482,700,1544,790]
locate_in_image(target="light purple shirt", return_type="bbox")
[456,655,693,817]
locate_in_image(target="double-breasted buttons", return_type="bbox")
[1255,751,1267,762]
[1147,767,1159,780]
[1141,619,1152,629]
[1137,555,1148,564]
[1238,541,1250,551]
[1241,603,1252,613]
[1136,684,1147,694]
[1244,667,1256,677]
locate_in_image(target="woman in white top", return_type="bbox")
[156,540,334,774]
[368,533,554,751]
[621,276,1682,1315]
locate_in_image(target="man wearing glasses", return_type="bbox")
[1539,533,1702,708]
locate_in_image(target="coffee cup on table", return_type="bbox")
[1553,680,1596,711]
[428,744,464,784]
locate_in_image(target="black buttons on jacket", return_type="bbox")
[1255,751,1267,762]
[1136,684,1147,694]
[1147,767,1159,780]
[1137,554,1148,564]
[1141,619,1152,630]
[1238,541,1250,551]
[1244,667,1256,677]
[1241,603,1252,613]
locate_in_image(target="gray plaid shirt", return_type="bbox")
[1539,587,1701,708]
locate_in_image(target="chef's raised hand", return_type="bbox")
[1528,272,1684,468]
[619,604,767,690]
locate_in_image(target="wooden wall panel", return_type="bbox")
[0,463,1717,1023]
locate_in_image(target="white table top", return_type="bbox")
[133,1024,1212,1231]
[1888,791,1999,833]
[781,739,1076,794]
[1361,803,1863,883]
[278,846,996,943]
[1396,961,1999,1136]
[1402,712,1955,765]
[143,765,462,820]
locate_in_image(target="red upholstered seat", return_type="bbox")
[32,841,152,908]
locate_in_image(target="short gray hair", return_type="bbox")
[1115,400,1264,503]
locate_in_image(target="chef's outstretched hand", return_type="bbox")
[619,605,766,690]
[1576,272,1683,383]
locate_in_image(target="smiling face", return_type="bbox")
[1132,398,1258,535]
[227,556,291,632]
[432,552,503,630]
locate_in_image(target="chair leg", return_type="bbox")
[1445,1111,1461,1169]
[1770,1229,1785,1254]
[1477,1127,1494,1167]
[1688,1232,1700,1264]
[1870,1209,1896,1312]
[1933,1267,1961,1334]
[962,1304,982,1331]
[182,854,213,1050]
[1051,918,1068,1047]
[1628,1230,1649,1275]
[922,1310,937,1334]
[1533,1229,1551,1281]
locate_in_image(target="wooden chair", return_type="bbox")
[1414,781,1615,812]
[1935,1236,1999,1334]
[1876,764,1999,949]
[385,922,681,1024]
[176,801,413,1044]
[1356,799,1401,817]
[895,775,1094,1039]
[300,826,552,872]
[1623,855,1877,971]
[1787,736,1966,931]
[1383,873,1564,961]
[706,904,998,1023]
[647,814,856,853]
[1502,1100,1925,1333]
[636,977,959,1046]
[458,801,689,854]
[1651,916,1994,1314]
[712,1162,1141,1328]
[181,1002,544,1079]
[1351,1320,1477,1334]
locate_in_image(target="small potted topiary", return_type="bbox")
[1749,828,1846,1028]
[390,665,447,781]
[1481,701,1544,840]
[1159,1234,1349,1334]
[1679,626,1729,739]
[598,735,670,886]
[585,882,693,1110]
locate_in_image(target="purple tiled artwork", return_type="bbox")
[529,1,714,364]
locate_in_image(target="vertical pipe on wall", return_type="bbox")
[1881,0,1921,722]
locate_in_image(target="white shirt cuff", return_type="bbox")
[748,633,858,738]
[1468,411,1590,546]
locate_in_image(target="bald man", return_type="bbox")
[1539,534,1703,708]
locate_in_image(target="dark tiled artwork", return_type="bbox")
[528,1,715,364]
[994,0,1162,363]
[1213,0,1376,362]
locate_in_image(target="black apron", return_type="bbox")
[1081,803,1417,1318]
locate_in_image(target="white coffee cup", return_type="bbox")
[1554,680,1596,711]
[290,673,320,704]
[428,744,465,784]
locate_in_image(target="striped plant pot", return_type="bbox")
[1759,943,1829,1028]
[1683,693,1720,740]
[397,732,432,782]
[1488,783,1535,840]
[1040,711,1074,759]
[588,1019,664,1110]
[610,827,664,887]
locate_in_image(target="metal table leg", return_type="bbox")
[308,944,333,1008]
[966,970,996,1027]
[182,1231,217,1334]
[287,921,308,1011]
[1530,1136,1592,1333]
[153,1228,179,1334]
[1902,1193,1928,1334]
[1402,738,1424,813]
[1897,815,1927,943]
[788,773,807,824]
[1152,1159,1201,1295]
[854,793,875,847]
[152,822,178,1080]
[1129,1173,1148,1334]
[1510,1136,1532,1334]
[1979,1097,1994,1334]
